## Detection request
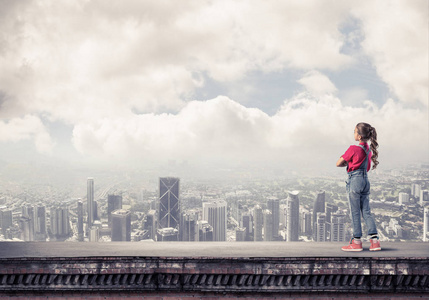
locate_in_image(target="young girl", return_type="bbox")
[336,122,381,251]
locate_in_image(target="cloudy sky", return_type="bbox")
[0,0,427,174]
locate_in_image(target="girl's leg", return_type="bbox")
[361,193,377,236]
[348,177,363,238]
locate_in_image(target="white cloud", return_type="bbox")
[297,71,338,95]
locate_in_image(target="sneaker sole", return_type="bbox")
[370,248,381,251]
[341,248,363,252]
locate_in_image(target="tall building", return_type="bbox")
[87,177,94,228]
[331,213,346,242]
[0,209,13,234]
[301,211,312,236]
[313,191,325,240]
[196,220,213,241]
[424,207,429,242]
[398,192,410,205]
[19,217,34,241]
[236,227,246,242]
[145,210,157,240]
[241,214,253,241]
[111,209,131,241]
[181,212,197,241]
[263,209,273,241]
[157,227,179,241]
[77,200,84,242]
[325,203,338,241]
[315,212,326,242]
[107,194,123,224]
[34,205,47,241]
[89,226,99,242]
[50,207,71,239]
[267,198,280,239]
[158,177,180,230]
[286,191,300,242]
[412,183,421,199]
[253,205,263,242]
[203,200,227,241]
[420,190,429,206]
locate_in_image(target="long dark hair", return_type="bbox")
[356,122,379,170]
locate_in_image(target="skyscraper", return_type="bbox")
[145,210,157,240]
[315,212,326,242]
[331,213,346,242]
[111,209,131,241]
[203,200,227,241]
[313,191,325,240]
[108,194,123,224]
[301,211,312,236]
[196,220,213,241]
[241,214,253,241]
[19,217,34,241]
[181,212,197,241]
[34,205,47,241]
[420,190,429,206]
[424,207,429,242]
[253,205,263,242]
[412,183,421,199]
[77,200,84,242]
[0,209,13,235]
[87,177,94,228]
[263,209,273,241]
[286,191,300,242]
[158,177,180,230]
[236,227,246,241]
[50,207,71,240]
[267,198,280,240]
[398,193,410,205]
[325,203,338,241]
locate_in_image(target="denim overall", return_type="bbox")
[346,145,378,238]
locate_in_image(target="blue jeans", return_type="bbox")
[346,170,378,238]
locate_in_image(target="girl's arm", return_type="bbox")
[336,157,347,167]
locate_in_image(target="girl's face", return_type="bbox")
[354,127,361,141]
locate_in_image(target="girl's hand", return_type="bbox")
[336,157,347,167]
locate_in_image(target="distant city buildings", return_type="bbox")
[203,200,227,241]
[398,192,410,205]
[77,200,84,242]
[267,198,280,240]
[50,207,71,240]
[286,191,300,242]
[423,207,429,242]
[420,190,429,206]
[107,194,122,224]
[263,209,273,241]
[111,209,131,241]
[331,213,346,242]
[158,177,180,231]
[315,212,326,242]
[87,177,94,228]
[253,205,263,242]
[313,191,325,240]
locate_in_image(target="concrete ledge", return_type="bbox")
[0,242,428,295]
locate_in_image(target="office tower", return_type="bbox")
[89,226,99,242]
[253,205,263,242]
[315,212,326,242]
[159,177,180,230]
[301,211,312,236]
[420,190,429,206]
[145,210,157,240]
[196,220,214,241]
[93,200,99,221]
[77,200,84,241]
[19,217,34,241]
[87,177,94,228]
[242,214,253,241]
[203,200,227,241]
[313,191,325,240]
[34,205,47,241]
[424,207,429,242]
[279,204,287,230]
[412,183,421,198]
[331,213,346,242]
[267,198,280,239]
[263,209,273,241]
[0,209,13,234]
[325,203,338,241]
[50,207,71,239]
[157,227,179,241]
[398,192,410,205]
[111,209,131,241]
[181,212,197,241]
[286,191,300,242]
[236,227,246,241]
[108,194,123,224]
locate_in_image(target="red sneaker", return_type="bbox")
[341,238,363,252]
[370,238,381,251]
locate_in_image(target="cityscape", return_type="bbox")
[1,162,428,244]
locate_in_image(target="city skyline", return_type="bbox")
[0,1,427,175]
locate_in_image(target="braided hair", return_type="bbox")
[356,122,379,170]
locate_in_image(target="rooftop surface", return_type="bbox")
[0,241,428,258]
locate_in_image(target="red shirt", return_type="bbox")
[342,142,372,172]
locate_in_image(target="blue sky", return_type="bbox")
[0,0,427,174]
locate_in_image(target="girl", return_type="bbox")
[336,122,381,251]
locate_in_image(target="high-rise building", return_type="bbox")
[420,190,429,206]
[196,220,213,241]
[77,200,84,242]
[315,212,326,242]
[34,205,47,241]
[203,200,227,241]
[263,209,273,241]
[253,205,263,242]
[89,226,99,242]
[301,211,312,236]
[157,227,179,241]
[331,213,346,242]
[412,183,421,198]
[145,210,157,240]
[87,177,94,228]
[424,207,429,242]
[286,191,300,242]
[325,203,338,241]
[159,177,180,230]
[19,217,34,241]
[313,191,325,240]
[107,194,123,224]
[236,227,246,242]
[398,192,410,205]
[181,212,197,241]
[241,214,253,241]
[0,209,13,234]
[50,207,71,239]
[111,209,131,241]
[267,198,280,239]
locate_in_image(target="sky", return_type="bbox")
[0,0,428,176]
